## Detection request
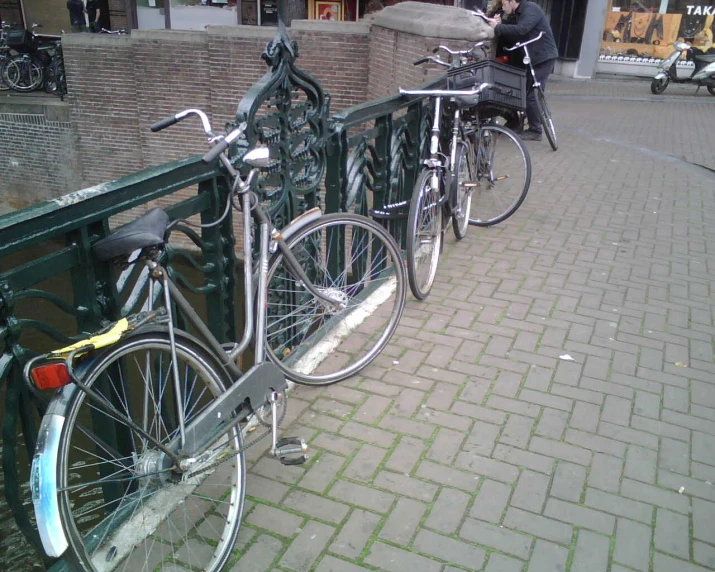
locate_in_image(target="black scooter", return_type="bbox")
[651,40,715,96]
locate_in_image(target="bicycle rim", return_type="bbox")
[265,212,406,385]
[58,332,244,572]
[2,56,43,91]
[407,169,442,300]
[536,87,558,151]
[452,141,472,241]
[468,125,531,227]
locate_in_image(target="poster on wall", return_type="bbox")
[600,1,714,61]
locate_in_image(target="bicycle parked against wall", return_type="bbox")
[25,108,406,571]
[396,50,531,299]
[0,24,64,94]
[503,31,558,151]
[0,21,13,91]
[43,39,66,98]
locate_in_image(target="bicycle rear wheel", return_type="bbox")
[452,140,472,241]
[56,331,245,572]
[1,54,43,92]
[535,86,558,151]
[468,125,531,227]
[407,168,443,300]
[265,212,406,385]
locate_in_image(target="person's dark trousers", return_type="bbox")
[525,59,555,133]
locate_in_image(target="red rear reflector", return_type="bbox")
[496,56,509,64]
[31,363,72,390]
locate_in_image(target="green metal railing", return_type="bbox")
[0,9,436,570]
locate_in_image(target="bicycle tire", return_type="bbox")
[535,86,558,151]
[407,169,442,300]
[265,212,406,385]
[1,54,43,92]
[468,125,531,227]
[452,140,472,241]
[56,330,245,572]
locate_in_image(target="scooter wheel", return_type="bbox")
[707,85,715,97]
[651,76,669,94]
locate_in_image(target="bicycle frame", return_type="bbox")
[504,31,544,91]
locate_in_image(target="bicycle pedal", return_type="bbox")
[274,437,308,466]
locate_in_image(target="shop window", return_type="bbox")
[137,0,239,30]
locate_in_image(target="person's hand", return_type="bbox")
[487,17,499,28]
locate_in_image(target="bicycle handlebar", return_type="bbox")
[433,41,486,57]
[504,31,544,51]
[413,55,451,68]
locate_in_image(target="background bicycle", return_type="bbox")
[0,23,64,96]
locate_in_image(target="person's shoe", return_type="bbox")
[520,130,542,141]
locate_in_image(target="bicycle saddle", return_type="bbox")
[93,207,170,262]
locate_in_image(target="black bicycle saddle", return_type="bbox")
[93,208,170,262]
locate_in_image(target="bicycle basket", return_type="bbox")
[447,60,526,112]
[6,29,39,53]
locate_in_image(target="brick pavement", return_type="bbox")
[231,78,715,572]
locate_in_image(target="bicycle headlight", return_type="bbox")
[523,56,531,66]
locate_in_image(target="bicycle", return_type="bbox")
[504,31,558,151]
[396,52,531,299]
[0,21,13,91]
[0,24,60,93]
[42,39,66,98]
[25,109,406,571]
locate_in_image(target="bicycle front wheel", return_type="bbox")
[1,55,43,92]
[265,212,406,385]
[468,125,531,227]
[56,331,245,572]
[535,86,558,151]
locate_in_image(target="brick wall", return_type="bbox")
[0,0,22,26]
[107,0,128,30]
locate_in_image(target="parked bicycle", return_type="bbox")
[504,31,558,151]
[0,21,13,91]
[43,39,66,98]
[395,50,531,299]
[26,109,406,571]
[0,24,64,95]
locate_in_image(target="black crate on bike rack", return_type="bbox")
[447,60,526,112]
[6,28,39,53]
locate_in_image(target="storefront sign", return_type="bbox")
[686,6,715,15]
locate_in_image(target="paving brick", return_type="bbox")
[503,507,573,545]
[654,508,690,560]
[470,479,512,524]
[613,518,652,572]
[487,395,542,417]
[365,541,442,572]
[694,541,715,569]
[251,456,305,485]
[664,385,689,413]
[544,498,615,535]
[425,487,471,534]
[584,488,654,524]
[658,469,715,503]
[385,435,425,474]
[527,539,569,572]
[524,366,552,391]
[659,437,690,475]
[511,470,551,513]
[599,421,659,450]
[379,496,426,544]
[393,388,425,417]
[621,478,690,513]
[485,553,525,572]
[378,415,434,439]
[571,530,610,572]
[281,521,335,572]
[455,451,520,483]
[529,436,592,466]
[413,529,486,569]
[693,498,715,544]
[312,433,361,457]
[493,444,555,475]
[693,432,715,465]
[342,444,386,482]
[601,395,632,426]
[459,378,490,404]
[519,388,572,412]
[460,518,533,560]
[373,470,438,502]
[315,555,373,572]
[425,382,459,411]
[329,480,395,513]
[427,427,464,465]
[501,414,536,448]
[631,415,691,442]
[283,490,350,523]
[551,462,586,502]
[569,401,600,432]
[246,504,303,537]
[565,428,626,457]
[246,473,290,503]
[329,509,381,559]
[416,460,480,492]
[229,534,283,572]
[551,383,604,405]
[465,420,501,456]
[452,401,508,424]
[299,452,346,493]
[624,445,657,484]
[340,421,396,448]
[655,553,712,572]
[535,409,569,440]
[634,390,661,419]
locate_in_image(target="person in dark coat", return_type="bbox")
[488,0,558,141]
[67,0,86,33]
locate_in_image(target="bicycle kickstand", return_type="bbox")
[269,391,308,465]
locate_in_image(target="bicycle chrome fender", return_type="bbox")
[31,413,68,558]
[278,207,323,243]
